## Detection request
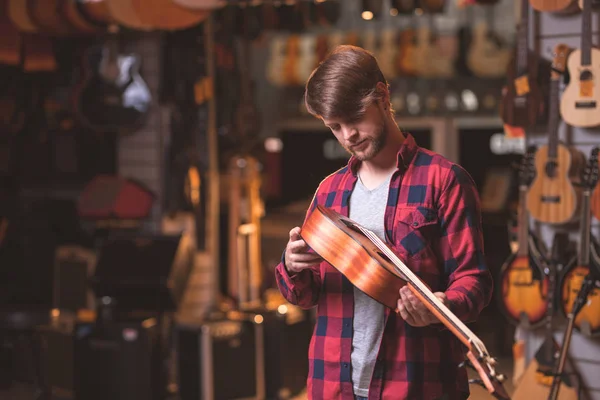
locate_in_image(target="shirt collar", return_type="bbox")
[347,132,418,175]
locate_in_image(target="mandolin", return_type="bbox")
[497,148,550,329]
[301,205,510,400]
[73,25,152,135]
[559,0,600,128]
[526,44,585,225]
[499,0,549,129]
[559,147,600,337]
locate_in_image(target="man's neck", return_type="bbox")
[360,124,405,177]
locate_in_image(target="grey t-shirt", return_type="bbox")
[349,173,391,397]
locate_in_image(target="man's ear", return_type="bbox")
[375,81,390,106]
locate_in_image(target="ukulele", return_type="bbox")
[559,0,600,128]
[499,0,549,129]
[73,25,152,135]
[559,147,600,337]
[301,205,510,400]
[497,148,550,329]
[526,44,585,225]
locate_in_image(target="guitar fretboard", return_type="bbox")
[355,223,489,358]
[582,0,592,66]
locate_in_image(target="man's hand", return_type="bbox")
[284,227,324,274]
[396,286,449,327]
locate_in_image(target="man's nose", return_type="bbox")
[341,126,357,141]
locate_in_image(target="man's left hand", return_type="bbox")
[396,286,449,327]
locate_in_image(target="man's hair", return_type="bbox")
[304,45,388,121]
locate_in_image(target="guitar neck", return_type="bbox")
[578,189,592,265]
[516,0,530,74]
[548,315,577,400]
[547,77,560,159]
[358,225,484,352]
[581,0,592,66]
[517,185,530,256]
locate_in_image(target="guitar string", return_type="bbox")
[356,224,488,357]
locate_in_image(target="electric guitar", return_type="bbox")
[559,147,600,337]
[499,0,549,129]
[526,44,585,225]
[559,0,600,128]
[498,148,550,329]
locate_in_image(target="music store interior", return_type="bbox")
[2,0,600,399]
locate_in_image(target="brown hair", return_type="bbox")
[304,45,388,121]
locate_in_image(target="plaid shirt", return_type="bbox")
[275,133,493,400]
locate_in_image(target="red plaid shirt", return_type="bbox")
[275,133,493,400]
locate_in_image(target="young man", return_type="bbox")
[274,45,493,400]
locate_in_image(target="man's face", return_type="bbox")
[323,103,387,161]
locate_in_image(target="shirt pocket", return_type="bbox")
[394,206,439,262]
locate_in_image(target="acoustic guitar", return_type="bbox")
[559,147,600,337]
[132,0,209,31]
[497,148,550,329]
[73,25,151,135]
[106,0,153,31]
[526,44,585,225]
[499,0,549,129]
[7,0,39,32]
[466,5,511,79]
[559,0,600,128]
[301,205,510,400]
[171,0,224,9]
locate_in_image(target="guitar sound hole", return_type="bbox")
[580,70,593,81]
[541,195,560,203]
[575,101,597,109]
[544,161,557,178]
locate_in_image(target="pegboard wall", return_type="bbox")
[517,2,600,399]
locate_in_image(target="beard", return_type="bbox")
[346,114,387,161]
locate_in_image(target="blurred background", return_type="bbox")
[1,0,600,399]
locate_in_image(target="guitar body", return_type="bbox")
[74,45,151,135]
[467,22,511,78]
[106,0,153,30]
[500,52,548,128]
[530,0,580,12]
[171,0,223,9]
[8,0,38,32]
[560,264,600,336]
[526,144,583,224]
[560,48,600,128]
[498,250,549,328]
[132,0,209,31]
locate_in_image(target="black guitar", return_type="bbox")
[73,25,151,136]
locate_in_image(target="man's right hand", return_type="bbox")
[284,227,324,274]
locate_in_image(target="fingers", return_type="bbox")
[289,227,302,241]
[285,227,323,273]
[397,286,433,327]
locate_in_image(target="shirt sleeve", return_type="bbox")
[274,191,323,309]
[437,164,493,323]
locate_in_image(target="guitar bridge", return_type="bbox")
[575,101,597,109]
[541,196,560,203]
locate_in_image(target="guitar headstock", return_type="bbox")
[551,43,570,80]
[518,146,537,186]
[464,349,510,400]
[582,147,600,190]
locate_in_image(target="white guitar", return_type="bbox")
[560,0,600,127]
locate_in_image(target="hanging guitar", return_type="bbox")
[499,0,550,129]
[497,147,550,329]
[526,44,585,225]
[301,205,510,399]
[73,25,151,136]
[559,0,600,128]
[559,147,600,337]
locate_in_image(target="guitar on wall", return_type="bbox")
[499,0,550,130]
[550,149,600,399]
[497,148,550,329]
[511,233,579,400]
[559,0,600,128]
[559,147,600,338]
[526,44,585,225]
[73,25,152,136]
